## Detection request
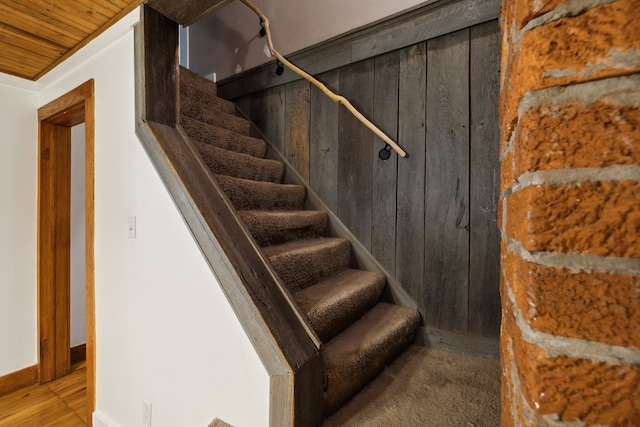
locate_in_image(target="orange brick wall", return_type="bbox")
[499,0,640,425]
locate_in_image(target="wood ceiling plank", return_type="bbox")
[16,0,103,34]
[32,0,144,80]
[0,0,88,42]
[0,44,54,79]
[0,3,84,47]
[0,23,67,60]
[34,0,115,29]
[0,0,143,80]
[0,61,38,80]
[75,0,123,16]
[0,41,54,69]
[43,0,128,28]
[106,0,132,9]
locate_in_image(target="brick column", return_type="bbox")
[499,0,640,425]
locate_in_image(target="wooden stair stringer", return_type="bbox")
[136,10,323,426]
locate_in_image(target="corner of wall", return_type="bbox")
[499,0,640,425]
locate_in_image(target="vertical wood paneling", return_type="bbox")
[338,60,375,249]
[234,95,251,118]
[425,29,470,333]
[469,21,501,337]
[237,21,502,339]
[285,80,311,181]
[396,43,426,304]
[267,85,286,155]
[310,70,340,213]
[250,91,267,139]
[372,51,400,274]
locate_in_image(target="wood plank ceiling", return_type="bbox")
[0,0,145,80]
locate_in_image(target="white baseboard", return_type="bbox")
[93,411,121,427]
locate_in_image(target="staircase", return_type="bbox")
[179,66,421,419]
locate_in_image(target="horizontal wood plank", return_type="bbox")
[352,0,499,62]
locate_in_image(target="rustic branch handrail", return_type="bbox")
[239,0,407,158]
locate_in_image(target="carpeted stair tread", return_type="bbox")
[194,141,285,183]
[293,269,385,343]
[323,302,421,415]
[180,65,218,97]
[262,238,351,292]
[177,66,423,420]
[180,83,237,116]
[239,210,328,247]
[181,96,250,135]
[182,116,267,158]
[216,175,306,211]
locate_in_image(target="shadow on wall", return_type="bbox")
[189,13,258,77]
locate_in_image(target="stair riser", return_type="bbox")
[321,303,421,416]
[240,212,328,247]
[180,84,236,115]
[195,142,285,183]
[216,176,306,211]
[294,272,385,342]
[181,98,251,135]
[180,66,218,97]
[324,331,415,416]
[268,241,351,293]
[182,116,267,158]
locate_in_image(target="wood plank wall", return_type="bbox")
[235,20,501,338]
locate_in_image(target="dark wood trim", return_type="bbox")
[415,327,499,359]
[142,6,178,126]
[70,344,87,364]
[135,7,322,425]
[146,0,233,26]
[0,365,38,397]
[218,0,500,99]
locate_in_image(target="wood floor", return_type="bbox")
[0,361,87,426]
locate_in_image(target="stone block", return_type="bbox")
[506,181,640,257]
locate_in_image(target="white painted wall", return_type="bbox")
[1,9,269,426]
[0,78,38,377]
[188,0,432,80]
[71,123,87,348]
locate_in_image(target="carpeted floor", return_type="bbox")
[323,346,501,427]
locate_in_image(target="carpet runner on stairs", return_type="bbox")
[178,66,421,418]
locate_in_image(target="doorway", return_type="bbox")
[37,80,96,425]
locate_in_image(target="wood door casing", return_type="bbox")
[37,79,96,426]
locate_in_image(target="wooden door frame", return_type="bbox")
[38,79,96,425]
